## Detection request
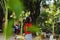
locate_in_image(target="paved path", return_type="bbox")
[0,33,57,40]
[0,33,4,40]
[0,33,15,40]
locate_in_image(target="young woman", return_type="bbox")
[24,17,32,40]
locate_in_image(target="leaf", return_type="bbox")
[27,25,41,34]
[4,0,24,39]
[57,2,60,7]
[7,0,24,18]
[4,19,14,39]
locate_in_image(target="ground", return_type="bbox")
[0,33,15,40]
[0,33,57,40]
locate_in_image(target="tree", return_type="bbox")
[37,2,60,39]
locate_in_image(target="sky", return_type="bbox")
[46,0,54,4]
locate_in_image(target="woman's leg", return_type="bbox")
[25,34,32,40]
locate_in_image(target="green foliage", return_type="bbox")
[27,25,41,34]
[32,0,37,2]
[37,3,60,33]
[4,0,24,40]
[55,26,60,34]
[57,2,60,7]
[7,0,24,18]
[4,19,14,39]
[40,11,49,22]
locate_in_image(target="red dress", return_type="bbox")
[24,23,32,35]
